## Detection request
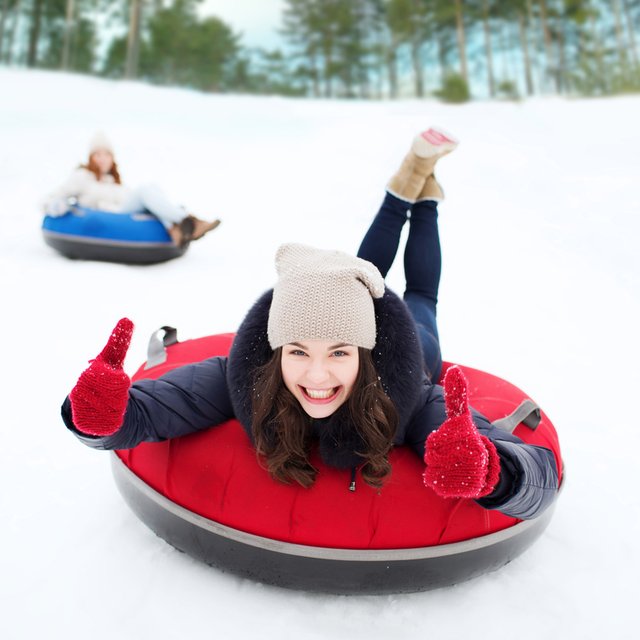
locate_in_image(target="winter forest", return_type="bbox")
[2,0,639,100]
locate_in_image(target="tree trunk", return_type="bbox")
[387,50,398,99]
[312,53,321,98]
[125,0,143,79]
[410,37,424,97]
[482,0,495,97]
[517,11,534,96]
[323,47,333,98]
[3,0,20,64]
[589,7,607,93]
[3,0,14,62]
[611,0,629,74]
[454,0,468,83]
[0,0,10,59]
[387,33,399,99]
[436,31,447,84]
[61,0,75,70]
[526,0,542,94]
[537,0,559,92]
[27,0,44,67]
[373,34,384,99]
[622,0,639,71]
[556,17,566,93]
[500,20,510,82]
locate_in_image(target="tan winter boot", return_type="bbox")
[387,127,458,203]
[168,216,195,247]
[416,174,445,202]
[189,216,221,241]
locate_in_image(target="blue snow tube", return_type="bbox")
[42,206,188,264]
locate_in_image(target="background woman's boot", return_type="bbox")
[189,216,220,241]
[168,216,195,247]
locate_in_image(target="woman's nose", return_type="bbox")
[305,359,330,384]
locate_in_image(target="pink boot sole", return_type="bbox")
[420,127,458,147]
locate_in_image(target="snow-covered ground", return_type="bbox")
[1,68,638,639]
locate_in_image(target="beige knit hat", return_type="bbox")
[267,243,385,350]
[88,131,114,155]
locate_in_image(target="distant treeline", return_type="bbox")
[1,0,638,100]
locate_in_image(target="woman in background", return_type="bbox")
[43,131,220,246]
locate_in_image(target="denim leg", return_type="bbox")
[404,200,442,383]
[119,184,185,229]
[404,294,442,383]
[357,192,409,278]
[357,193,442,382]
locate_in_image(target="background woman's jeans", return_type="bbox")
[357,192,442,382]
[120,184,185,229]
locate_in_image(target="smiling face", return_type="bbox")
[280,340,360,419]
[90,148,114,176]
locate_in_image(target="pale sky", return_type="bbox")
[198,0,286,50]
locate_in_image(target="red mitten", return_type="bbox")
[69,318,134,436]
[423,365,501,498]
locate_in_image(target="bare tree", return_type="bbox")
[0,0,10,58]
[517,8,534,95]
[125,0,143,79]
[453,0,469,82]
[622,0,639,70]
[611,0,627,64]
[61,0,75,70]
[537,0,560,91]
[481,0,496,96]
[1,0,20,63]
[27,0,44,67]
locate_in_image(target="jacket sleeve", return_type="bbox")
[402,382,559,520]
[43,169,92,212]
[61,356,235,451]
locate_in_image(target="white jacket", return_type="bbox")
[44,168,133,215]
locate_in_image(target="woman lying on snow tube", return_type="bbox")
[41,132,220,264]
[61,128,561,594]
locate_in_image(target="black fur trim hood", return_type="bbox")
[226,288,426,469]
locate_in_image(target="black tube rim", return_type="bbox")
[111,452,555,563]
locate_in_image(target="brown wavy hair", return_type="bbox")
[81,154,122,184]
[251,347,398,489]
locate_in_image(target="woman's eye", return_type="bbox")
[332,350,347,357]
[290,350,306,356]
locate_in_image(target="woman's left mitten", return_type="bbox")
[423,365,500,498]
[69,318,134,437]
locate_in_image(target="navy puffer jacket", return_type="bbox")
[62,289,558,520]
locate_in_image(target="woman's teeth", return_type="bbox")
[305,388,336,399]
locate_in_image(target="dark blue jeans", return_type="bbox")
[357,192,442,383]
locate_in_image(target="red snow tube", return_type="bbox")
[112,333,562,594]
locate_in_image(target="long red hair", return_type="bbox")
[81,154,122,184]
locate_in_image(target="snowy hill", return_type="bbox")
[0,67,638,639]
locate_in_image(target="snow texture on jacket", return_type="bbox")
[62,288,559,520]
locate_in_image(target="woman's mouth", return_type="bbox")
[300,386,341,404]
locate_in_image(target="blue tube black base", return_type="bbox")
[43,232,188,265]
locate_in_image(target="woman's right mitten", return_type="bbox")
[69,318,134,436]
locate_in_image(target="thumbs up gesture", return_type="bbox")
[423,366,500,499]
[69,318,134,437]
